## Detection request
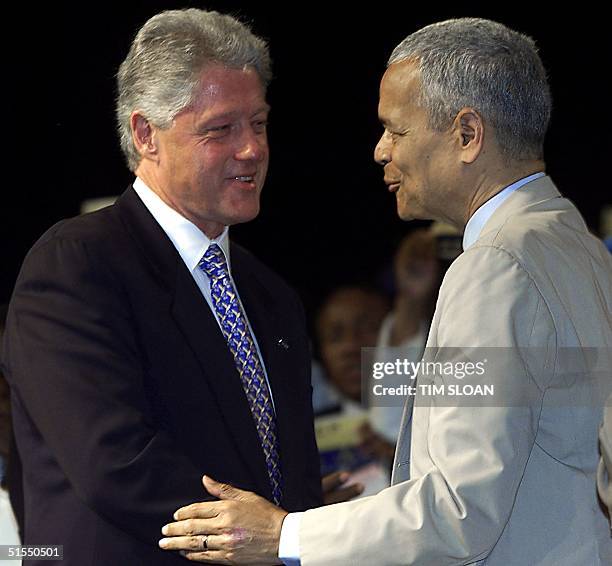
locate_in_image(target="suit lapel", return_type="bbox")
[115,188,273,499]
[230,247,307,508]
[171,269,274,498]
[391,394,415,484]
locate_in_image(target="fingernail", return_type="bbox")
[159,539,168,548]
[173,511,179,520]
[161,525,169,535]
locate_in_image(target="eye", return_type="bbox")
[252,119,268,134]
[203,124,231,138]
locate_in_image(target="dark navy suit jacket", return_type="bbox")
[2,187,322,565]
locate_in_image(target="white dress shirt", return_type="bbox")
[132,177,275,409]
[278,170,546,565]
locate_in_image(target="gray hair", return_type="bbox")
[389,18,551,161]
[116,8,272,171]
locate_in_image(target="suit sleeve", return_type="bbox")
[3,235,210,544]
[297,246,555,565]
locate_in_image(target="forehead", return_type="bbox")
[188,64,269,115]
[378,60,422,121]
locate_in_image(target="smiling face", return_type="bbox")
[374,60,459,223]
[134,65,270,238]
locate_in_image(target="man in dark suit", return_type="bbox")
[1,9,322,564]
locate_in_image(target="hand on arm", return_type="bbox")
[159,476,287,564]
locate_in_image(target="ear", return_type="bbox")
[454,107,484,164]
[130,111,158,161]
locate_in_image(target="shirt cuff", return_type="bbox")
[278,511,304,565]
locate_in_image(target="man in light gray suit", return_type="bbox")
[157,18,612,565]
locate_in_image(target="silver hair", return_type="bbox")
[388,18,551,161]
[116,8,272,171]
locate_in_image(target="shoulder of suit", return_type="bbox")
[30,202,125,251]
[445,201,612,312]
[465,199,605,274]
[21,202,132,279]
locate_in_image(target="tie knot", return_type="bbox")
[199,243,228,279]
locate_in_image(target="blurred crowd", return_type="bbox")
[309,226,458,494]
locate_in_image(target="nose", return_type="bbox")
[235,126,267,162]
[374,130,391,165]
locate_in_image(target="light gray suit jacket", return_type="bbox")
[299,176,612,564]
[599,397,612,521]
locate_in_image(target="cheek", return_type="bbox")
[321,344,344,369]
[391,140,410,166]
[196,145,229,172]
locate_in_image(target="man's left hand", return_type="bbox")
[159,476,287,564]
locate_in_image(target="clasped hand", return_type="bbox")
[159,472,363,563]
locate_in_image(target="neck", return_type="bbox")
[458,159,545,230]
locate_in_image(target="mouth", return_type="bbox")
[385,179,401,193]
[228,174,257,189]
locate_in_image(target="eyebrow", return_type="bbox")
[258,103,272,115]
[197,104,271,128]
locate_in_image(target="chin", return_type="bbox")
[397,203,419,221]
[397,199,433,222]
[229,206,261,226]
[398,209,416,221]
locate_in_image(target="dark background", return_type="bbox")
[6,3,610,316]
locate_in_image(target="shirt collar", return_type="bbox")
[132,177,231,272]
[462,172,546,251]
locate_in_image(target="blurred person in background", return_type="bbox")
[312,286,391,496]
[315,286,389,408]
[368,228,441,461]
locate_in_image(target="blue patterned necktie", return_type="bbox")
[199,243,282,505]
